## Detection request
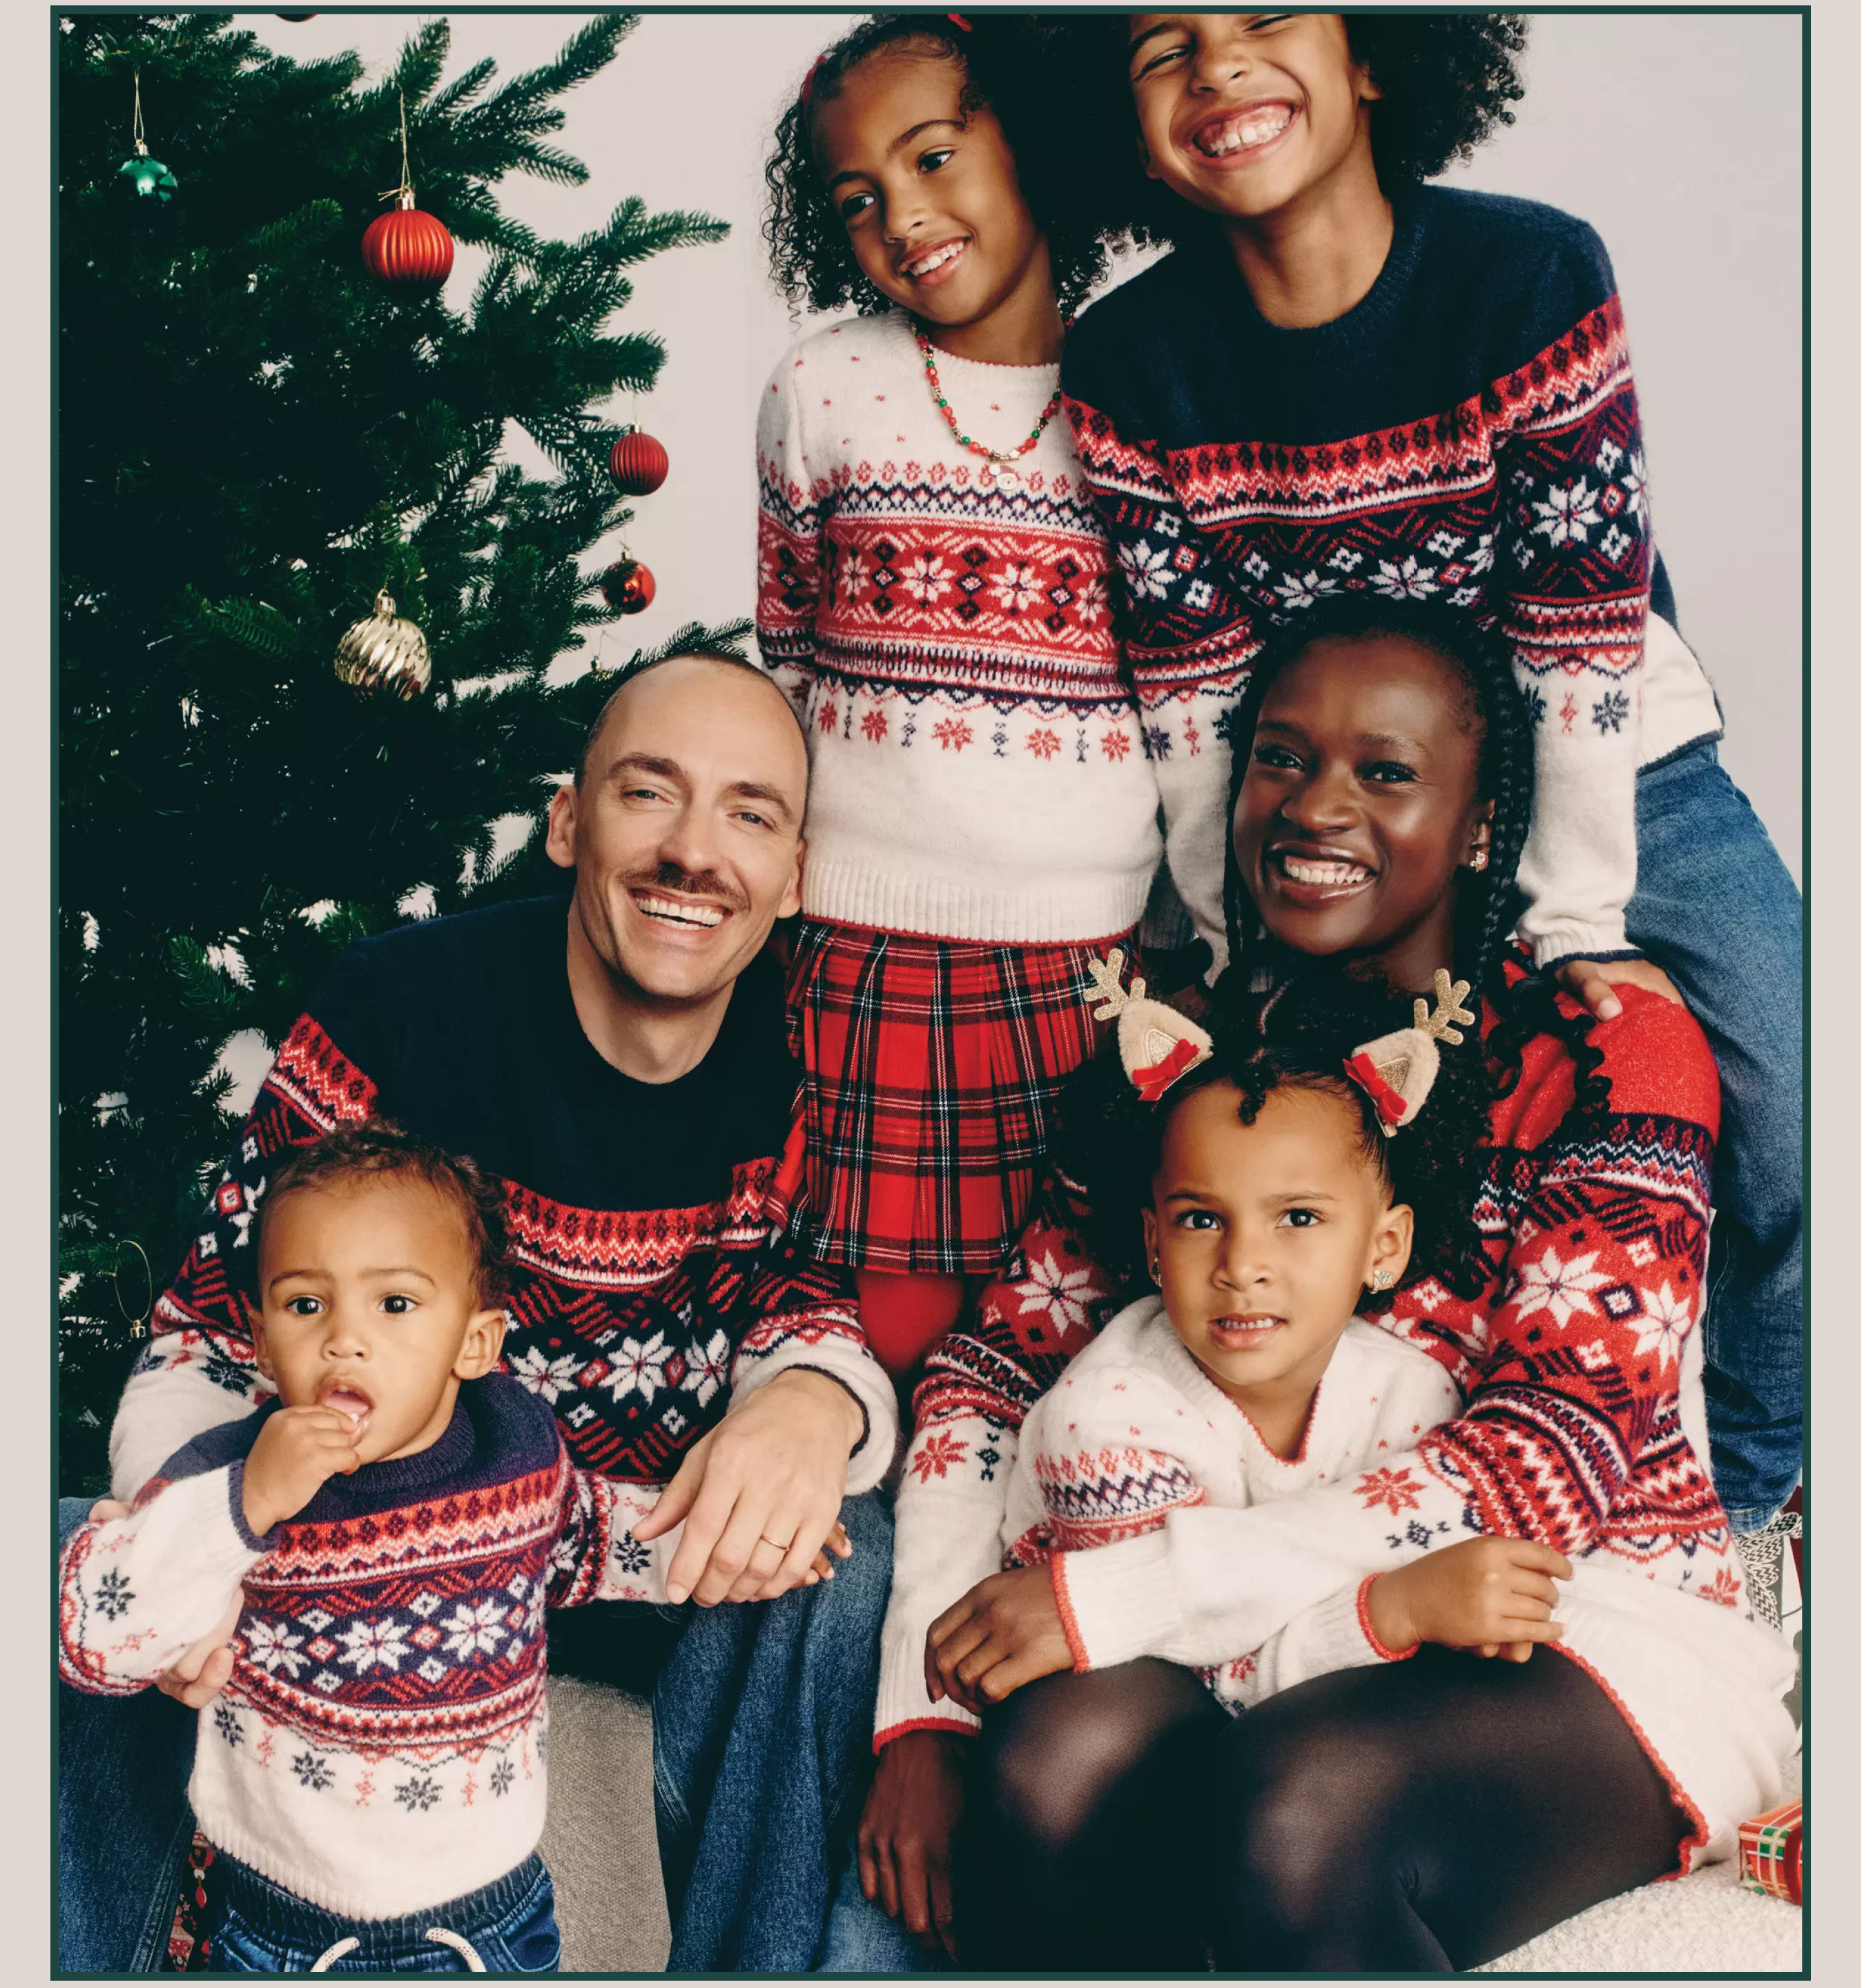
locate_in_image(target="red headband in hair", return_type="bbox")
[799,50,828,112]
[947,12,974,28]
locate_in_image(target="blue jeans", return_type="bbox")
[58,1492,895,1973]
[817,1840,944,1973]
[654,1489,895,1971]
[207,1851,559,1973]
[1626,742,1803,1528]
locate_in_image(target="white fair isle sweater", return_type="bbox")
[1002,1299,1463,1709]
[756,311,1231,950]
[60,1379,684,1922]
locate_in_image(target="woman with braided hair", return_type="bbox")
[853,600,1794,1971]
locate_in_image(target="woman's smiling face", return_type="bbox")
[1232,633,1492,988]
[1125,12,1379,224]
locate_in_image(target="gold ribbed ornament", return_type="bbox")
[333,590,431,699]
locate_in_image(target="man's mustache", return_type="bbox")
[621,862,751,915]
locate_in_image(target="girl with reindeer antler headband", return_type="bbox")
[971,956,1574,1735]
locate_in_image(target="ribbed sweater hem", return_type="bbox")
[800,856,1155,945]
[192,1799,545,1925]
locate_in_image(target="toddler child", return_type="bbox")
[757,14,1234,1376]
[930,966,1572,1713]
[57,1123,842,1974]
[1053,12,1800,1552]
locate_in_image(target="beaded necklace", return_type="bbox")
[913,320,1069,488]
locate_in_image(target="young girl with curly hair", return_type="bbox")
[756,15,1234,1377]
[987,1004,1584,1719]
[1049,10,1802,1566]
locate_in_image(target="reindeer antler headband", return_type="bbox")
[1086,953,1472,1133]
[1086,950,1215,1102]
[1342,970,1475,1136]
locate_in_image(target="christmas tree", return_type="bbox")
[59,11,741,1492]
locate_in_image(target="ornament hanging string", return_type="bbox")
[131,69,147,157]
[113,1237,153,1331]
[380,91,416,211]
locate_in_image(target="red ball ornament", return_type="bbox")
[601,559,656,615]
[362,197,454,287]
[608,430,669,496]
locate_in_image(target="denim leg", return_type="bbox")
[57,1496,200,1974]
[817,1836,943,1975]
[1625,742,1803,1527]
[653,1491,893,1971]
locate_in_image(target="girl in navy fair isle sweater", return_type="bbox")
[1054,11,1801,1557]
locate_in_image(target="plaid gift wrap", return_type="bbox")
[784,920,1121,1273]
[1738,1798,1803,1904]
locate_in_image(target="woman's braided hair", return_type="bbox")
[1210,597,1610,1300]
[764,14,1122,318]
[1051,12,1530,247]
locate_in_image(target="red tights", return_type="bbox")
[853,1270,969,1379]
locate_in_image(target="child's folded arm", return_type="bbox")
[1060,385,1258,978]
[58,1467,271,1694]
[1490,262,1655,970]
[1210,1580,1416,1712]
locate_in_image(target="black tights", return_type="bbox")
[960,1647,1689,1973]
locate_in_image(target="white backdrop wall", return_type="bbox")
[263,8,1803,880]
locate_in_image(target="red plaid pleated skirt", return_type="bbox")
[784,920,1118,1274]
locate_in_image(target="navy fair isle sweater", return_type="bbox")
[64,1378,677,1920]
[110,894,896,1507]
[1061,186,1723,976]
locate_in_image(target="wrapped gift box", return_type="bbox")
[1738,1797,1803,1905]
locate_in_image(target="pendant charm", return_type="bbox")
[981,462,1021,491]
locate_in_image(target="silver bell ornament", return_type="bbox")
[333,590,431,700]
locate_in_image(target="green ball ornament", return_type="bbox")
[118,146,179,202]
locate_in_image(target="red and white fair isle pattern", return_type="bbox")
[116,1012,870,1499]
[877,981,1796,1868]
[755,313,1231,952]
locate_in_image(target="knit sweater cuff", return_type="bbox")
[1525,922,1640,973]
[874,1623,983,1752]
[1352,1576,1419,1662]
[1051,1532,1181,1671]
[730,1335,900,1496]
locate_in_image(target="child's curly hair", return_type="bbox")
[764,13,1123,318]
[1056,12,1530,244]
[1056,994,1453,1297]
[242,1121,509,1312]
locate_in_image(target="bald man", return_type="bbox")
[61,653,900,1973]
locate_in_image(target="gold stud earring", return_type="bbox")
[1148,1257,1161,1284]
[1468,847,1489,872]
[1368,1268,1394,1292]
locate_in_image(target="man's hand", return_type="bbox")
[632,1369,862,1606]
[87,1498,244,1708]
[1555,958,1683,1022]
[242,1404,363,1537]
[1368,1536,1572,1663]
[926,1564,1074,1710]
[858,1730,969,1957]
